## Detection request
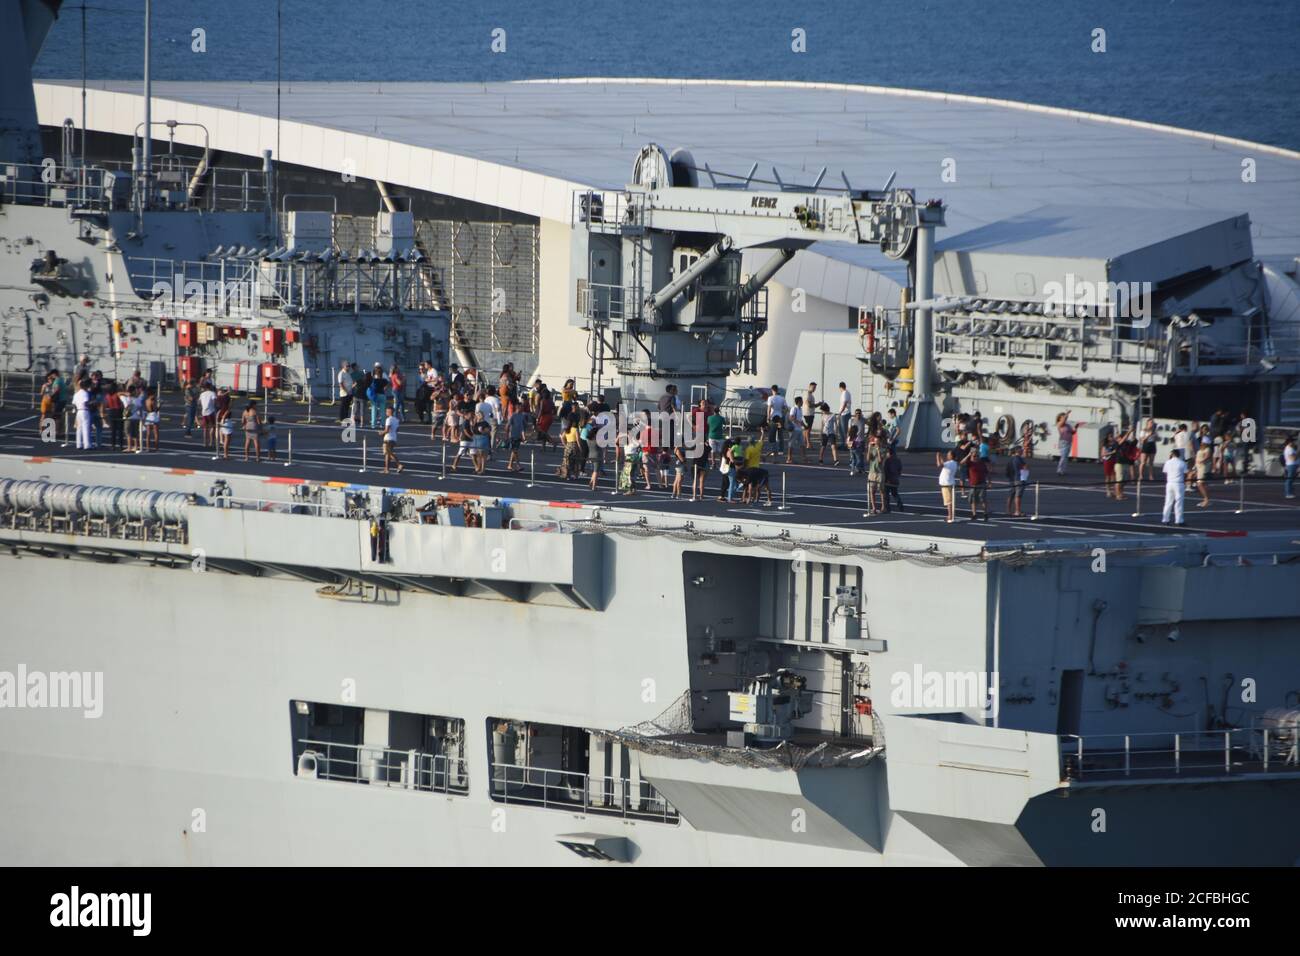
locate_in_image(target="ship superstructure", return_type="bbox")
[1,0,451,399]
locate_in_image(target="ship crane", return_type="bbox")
[574,143,946,446]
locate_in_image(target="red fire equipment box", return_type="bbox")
[178,356,202,383]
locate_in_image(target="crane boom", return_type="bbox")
[573,143,945,445]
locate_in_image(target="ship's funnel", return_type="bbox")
[0,0,63,164]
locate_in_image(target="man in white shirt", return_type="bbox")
[936,450,959,523]
[198,384,218,449]
[765,386,788,457]
[837,382,852,448]
[381,405,403,474]
[474,394,495,450]
[1162,449,1187,525]
[1284,436,1298,499]
[72,381,93,450]
[1172,424,1189,456]
[337,360,353,422]
[485,392,504,449]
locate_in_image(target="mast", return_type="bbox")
[141,0,152,209]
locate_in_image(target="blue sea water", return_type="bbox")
[32,0,1300,150]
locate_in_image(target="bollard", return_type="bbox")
[527,450,536,488]
[438,442,446,481]
[305,386,314,424]
[1235,473,1246,514]
[1030,481,1041,521]
[285,430,292,467]
[359,436,367,473]
[780,471,787,510]
[61,408,72,447]
[1131,477,1142,518]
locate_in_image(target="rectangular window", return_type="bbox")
[290,701,468,796]
[487,718,677,824]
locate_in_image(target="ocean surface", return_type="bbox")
[33,0,1300,150]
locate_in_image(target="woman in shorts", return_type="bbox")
[817,403,838,465]
[1195,439,1213,507]
[1138,418,1157,481]
[218,412,235,459]
[690,444,710,501]
[450,416,473,472]
[241,402,261,462]
[142,394,161,452]
[471,419,491,474]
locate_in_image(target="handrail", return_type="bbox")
[1060,723,1299,781]
[296,737,469,795]
[490,760,678,823]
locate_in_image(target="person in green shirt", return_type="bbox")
[706,411,726,459]
[717,439,744,502]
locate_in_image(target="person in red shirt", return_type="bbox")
[965,447,990,522]
[102,384,126,451]
[388,365,406,418]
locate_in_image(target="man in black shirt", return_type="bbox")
[882,448,904,513]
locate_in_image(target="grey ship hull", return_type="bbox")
[2,453,1298,867]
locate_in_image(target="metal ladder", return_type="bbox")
[858,314,875,419]
[1134,325,1157,429]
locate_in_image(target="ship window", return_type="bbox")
[485,718,677,824]
[290,701,468,796]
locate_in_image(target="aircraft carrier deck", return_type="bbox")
[2,395,1295,545]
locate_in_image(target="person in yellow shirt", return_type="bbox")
[560,415,582,479]
[744,437,764,470]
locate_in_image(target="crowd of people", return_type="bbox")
[38,358,279,463]
[34,356,1300,519]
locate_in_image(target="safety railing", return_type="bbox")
[127,256,445,317]
[1060,725,1300,781]
[0,158,269,213]
[1,160,118,209]
[933,309,1168,382]
[296,738,469,795]
[577,280,643,325]
[572,189,641,231]
[489,761,678,824]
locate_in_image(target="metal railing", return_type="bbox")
[127,256,446,319]
[1060,725,1300,781]
[490,761,678,823]
[577,280,644,325]
[572,190,641,231]
[0,158,269,213]
[934,310,1169,380]
[296,738,469,795]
